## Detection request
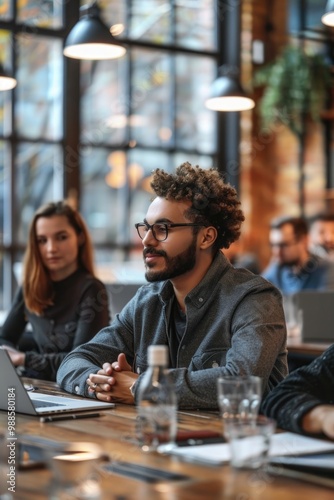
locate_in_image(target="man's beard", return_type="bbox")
[144,236,197,282]
[280,257,300,267]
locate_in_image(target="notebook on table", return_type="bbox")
[0,348,115,416]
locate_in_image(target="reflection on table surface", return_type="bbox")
[1,378,334,500]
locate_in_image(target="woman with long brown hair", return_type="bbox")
[0,201,110,380]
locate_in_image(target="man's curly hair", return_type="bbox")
[150,162,245,252]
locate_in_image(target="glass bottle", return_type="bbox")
[136,345,177,452]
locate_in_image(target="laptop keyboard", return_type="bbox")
[33,399,65,408]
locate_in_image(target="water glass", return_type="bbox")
[225,416,276,470]
[282,294,303,339]
[48,442,102,500]
[217,376,262,436]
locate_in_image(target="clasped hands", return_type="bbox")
[86,353,138,404]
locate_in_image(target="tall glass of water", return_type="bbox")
[217,376,262,437]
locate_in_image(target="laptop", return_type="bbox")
[0,349,115,416]
[293,291,334,343]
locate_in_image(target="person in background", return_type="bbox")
[262,215,334,293]
[0,201,110,381]
[57,162,287,409]
[308,212,334,261]
[262,344,334,439]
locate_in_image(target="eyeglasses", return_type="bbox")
[270,240,298,249]
[135,222,204,242]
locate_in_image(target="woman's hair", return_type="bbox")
[23,201,95,315]
[150,162,245,253]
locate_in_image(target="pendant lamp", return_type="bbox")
[205,66,255,112]
[0,64,16,91]
[322,0,334,27]
[64,1,126,60]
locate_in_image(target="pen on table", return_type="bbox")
[176,436,226,447]
[40,413,101,423]
[178,411,215,420]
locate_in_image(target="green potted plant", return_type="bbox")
[254,44,332,215]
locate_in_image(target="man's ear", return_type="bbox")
[199,227,217,249]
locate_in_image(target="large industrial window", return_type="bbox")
[0,0,218,309]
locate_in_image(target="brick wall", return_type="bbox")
[239,0,327,270]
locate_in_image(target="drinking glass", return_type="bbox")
[217,376,262,437]
[225,416,276,470]
[48,442,102,500]
[282,294,303,339]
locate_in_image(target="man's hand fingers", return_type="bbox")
[112,353,132,371]
[95,391,114,403]
[101,363,113,375]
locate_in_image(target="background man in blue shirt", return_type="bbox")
[262,215,334,294]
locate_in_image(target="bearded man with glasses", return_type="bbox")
[57,162,288,409]
[262,215,334,294]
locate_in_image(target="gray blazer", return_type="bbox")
[57,252,288,409]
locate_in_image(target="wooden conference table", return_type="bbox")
[1,379,334,500]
